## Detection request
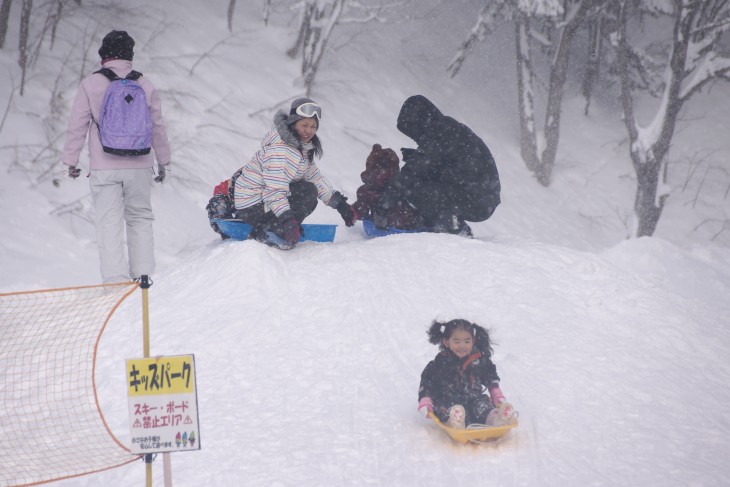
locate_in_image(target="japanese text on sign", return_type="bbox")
[126,355,201,454]
[127,356,194,396]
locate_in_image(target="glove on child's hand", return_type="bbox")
[336,201,357,227]
[330,191,357,227]
[418,397,434,417]
[67,166,81,179]
[489,384,506,406]
[278,211,301,246]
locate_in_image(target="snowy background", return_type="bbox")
[1,0,730,486]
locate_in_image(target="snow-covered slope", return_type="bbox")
[82,235,730,486]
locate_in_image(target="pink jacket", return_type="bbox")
[62,59,171,170]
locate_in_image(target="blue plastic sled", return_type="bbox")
[214,219,337,242]
[362,218,429,238]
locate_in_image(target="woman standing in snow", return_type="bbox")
[62,30,171,283]
[210,97,356,248]
[418,319,517,429]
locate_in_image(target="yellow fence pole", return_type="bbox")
[140,276,153,487]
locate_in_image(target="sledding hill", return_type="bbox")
[80,234,730,486]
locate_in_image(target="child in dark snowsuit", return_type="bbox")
[351,144,420,230]
[418,319,517,428]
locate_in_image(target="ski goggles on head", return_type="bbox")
[294,102,322,120]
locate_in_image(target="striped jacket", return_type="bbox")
[233,111,336,217]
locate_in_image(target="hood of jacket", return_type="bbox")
[100,58,135,77]
[396,95,443,145]
[274,110,301,150]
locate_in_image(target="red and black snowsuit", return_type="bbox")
[351,144,420,229]
[419,348,500,426]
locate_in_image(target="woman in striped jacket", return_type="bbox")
[232,98,356,248]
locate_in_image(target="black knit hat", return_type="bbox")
[98,30,135,61]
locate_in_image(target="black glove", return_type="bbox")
[278,210,301,245]
[400,147,417,163]
[67,166,81,179]
[154,165,166,183]
[330,192,357,227]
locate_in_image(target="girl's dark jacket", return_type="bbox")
[419,348,500,412]
[382,95,501,223]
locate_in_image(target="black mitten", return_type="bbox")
[330,192,357,227]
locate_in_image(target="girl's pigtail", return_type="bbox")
[473,324,494,358]
[427,320,446,345]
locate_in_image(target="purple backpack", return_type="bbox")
[94,68,152,156]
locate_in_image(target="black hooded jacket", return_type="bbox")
[382,95,501,223]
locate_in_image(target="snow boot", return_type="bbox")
[486,402,518,427]
[446,404,466,429]
[249,224,295,250]
[456,218,473,238]
[432,215,472,238]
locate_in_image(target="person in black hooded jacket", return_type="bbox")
[377,95,501,236]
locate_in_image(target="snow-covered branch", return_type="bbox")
[680,52,730,100]
[447,2,509,77]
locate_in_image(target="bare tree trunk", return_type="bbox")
[262,0,271,26]
[301,0,346,96]
[514,10,540,177]
[511,1,596,186]
[287,1,314,59]
[632,159,667,237]
[539,1,590,186]
[0,73,15,135]
[18,0,31,96]
[0,0,13,49]
[49,0,63,49]
[617,0,699,237]
[227,0,236,32]
[581,17,602,115]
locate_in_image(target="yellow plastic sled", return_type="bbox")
[430,413,518,444]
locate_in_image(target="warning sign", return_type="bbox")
[126,355,201,454]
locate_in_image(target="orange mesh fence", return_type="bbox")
[0,283,141,487]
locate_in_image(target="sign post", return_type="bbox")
[126,354,201,455]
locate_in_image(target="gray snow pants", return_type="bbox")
[90,168,155,284]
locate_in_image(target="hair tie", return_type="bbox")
[440,325,445,334]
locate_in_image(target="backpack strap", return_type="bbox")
[125,70,143,81]
[94,67,119,81]
[94,68,143,81]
